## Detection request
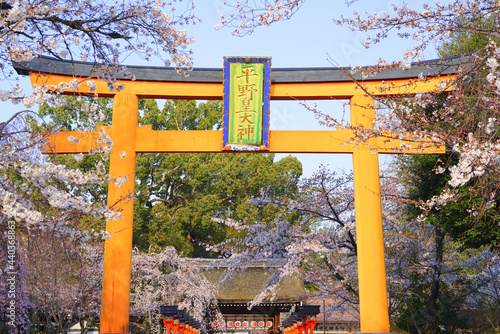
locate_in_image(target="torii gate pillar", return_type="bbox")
[351,94,389,332]
[100,93,138,333]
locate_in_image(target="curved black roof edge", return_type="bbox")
[12,54,467,83]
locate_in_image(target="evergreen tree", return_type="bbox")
[391,16,500,333]
[38,97,303,257]
[133,99,302,257]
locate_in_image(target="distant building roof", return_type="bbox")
[191,259,306,303]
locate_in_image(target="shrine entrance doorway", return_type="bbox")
[215,302,297,334]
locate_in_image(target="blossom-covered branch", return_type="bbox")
[131,247,222,334]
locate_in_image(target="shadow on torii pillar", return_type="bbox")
[13,54,464,334]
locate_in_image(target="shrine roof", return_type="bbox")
[190,259,306,303]
[13,54,466,83]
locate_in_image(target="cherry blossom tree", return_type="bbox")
[0,219,31,334]
[0,113,111,332]
[464,253,500,331]
[207,166,499,332]
[1,0,200,232]
[0,211,104,333]
[0,1,200,332]
[383,211,498,332]
[19,229,104,333]
[131,247,222,334]
[216,0,303,35]
[380,162,499,333]
[1,0,196,102]
[208,167,360,316]
[217,0,500,242]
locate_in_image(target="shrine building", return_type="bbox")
[160,260,360,334]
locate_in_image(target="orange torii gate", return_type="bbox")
[15,55,462,334]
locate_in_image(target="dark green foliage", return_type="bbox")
[391,16,500,333]
[439,14,500,57]
[397,154,500,249]
[31,97,115,231]
[37,97,303,257]
[393,279,468,334]
[133,99,302,256]
[36,96,113,131]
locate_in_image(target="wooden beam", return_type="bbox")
[44,127,445,155]
[30,73,455,100]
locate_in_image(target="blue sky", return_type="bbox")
[2,0,442,178]
[180,0,440,177]
[185,0,433,68]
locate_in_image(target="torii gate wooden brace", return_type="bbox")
[15,55,463,334]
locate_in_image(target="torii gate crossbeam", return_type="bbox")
[14,55,462,334]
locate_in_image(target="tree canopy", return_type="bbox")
[36,97,303,257]
[134,99,303,257]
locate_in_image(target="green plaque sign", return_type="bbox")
[223,57,271,151]
[228,62,264,145]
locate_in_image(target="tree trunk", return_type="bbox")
[424,225,444,334]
